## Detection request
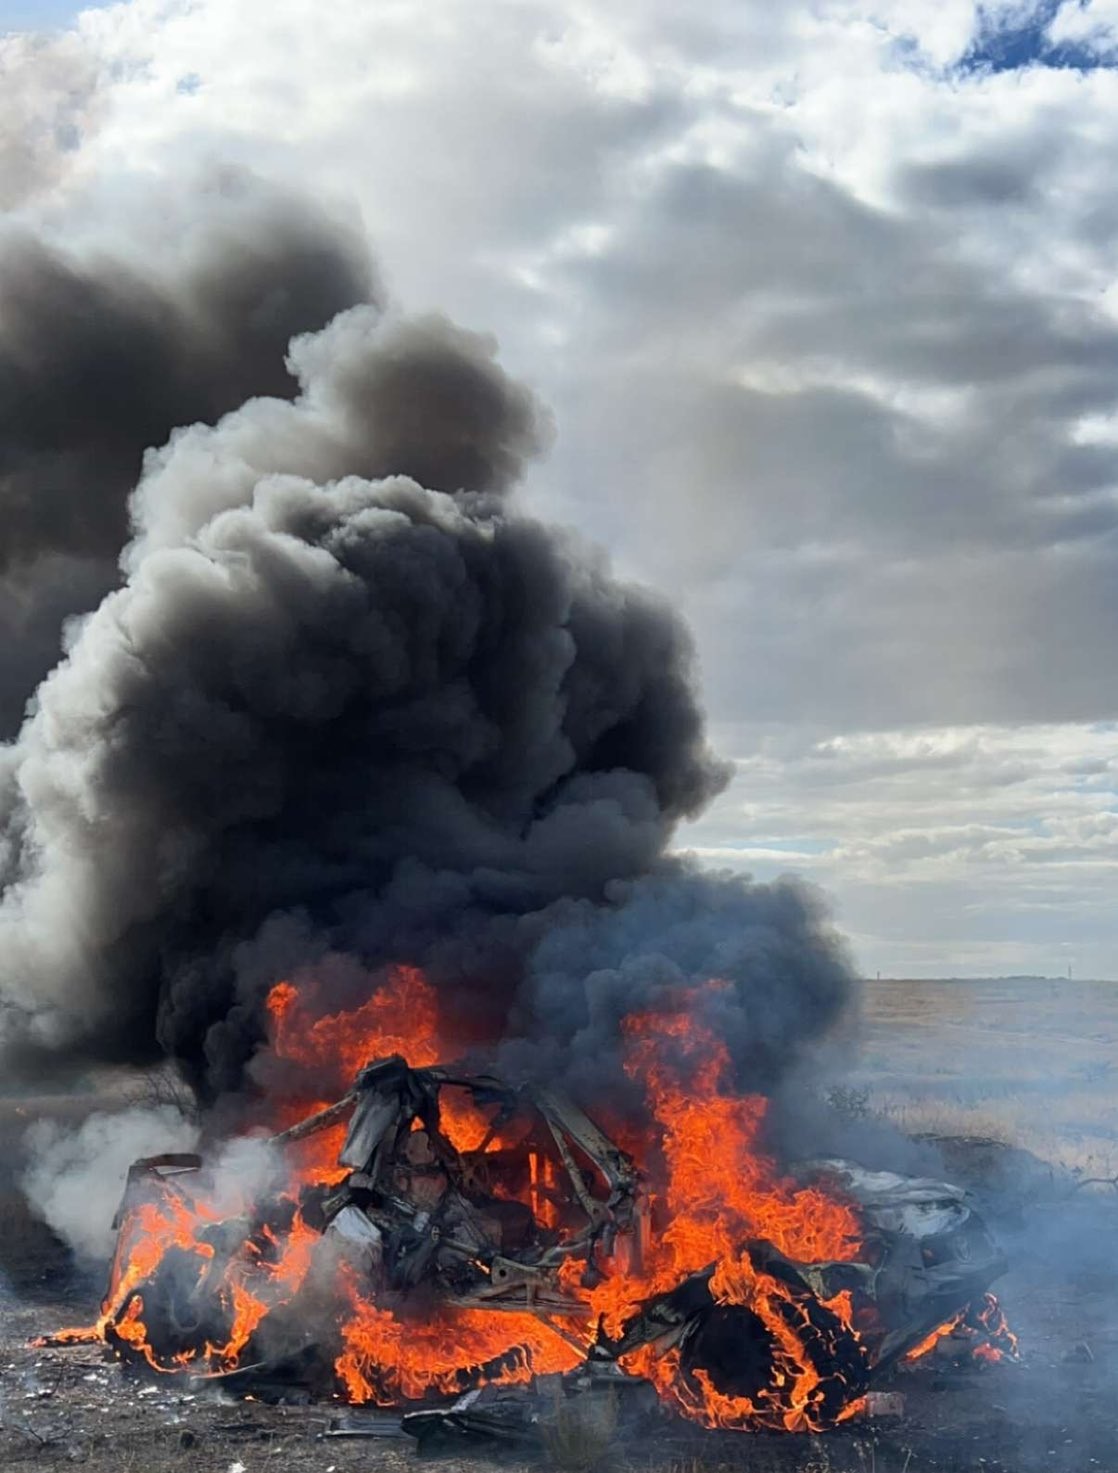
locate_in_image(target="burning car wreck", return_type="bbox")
[43,983,1017,1437]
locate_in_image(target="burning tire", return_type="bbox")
[677,1294,870,1430]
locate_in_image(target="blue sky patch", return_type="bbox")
[960,1,1116,73]
[1,0,83,33]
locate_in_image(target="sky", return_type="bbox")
[3,0,1118,979]
[1,1,79,29]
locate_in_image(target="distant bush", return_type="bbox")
[826,1084,873,1122]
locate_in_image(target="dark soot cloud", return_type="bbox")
[0,289,854,1104]
[0,181,377,733]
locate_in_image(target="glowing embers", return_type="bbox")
[902,1293,1020,1369]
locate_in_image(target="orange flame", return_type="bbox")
[563,989,865,1430]
[48,966,1009,1433]
[334,1267,580,1405]
[903,1291,1019,1369]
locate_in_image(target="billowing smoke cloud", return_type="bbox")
[0,173,377,734]
[21,1105,201,1262]
[0,283,854,1104]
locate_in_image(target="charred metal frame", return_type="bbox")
[69,1056,1012,1421]
[274,1054,645,1316]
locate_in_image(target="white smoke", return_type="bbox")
[21,1104,200,1261]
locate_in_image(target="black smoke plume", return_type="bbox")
[0,287,854,1104]
[0,176,376,734]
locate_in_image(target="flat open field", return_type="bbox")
[851,977,1118,1174]
[2,979,1117,1473]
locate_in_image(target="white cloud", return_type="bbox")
[6,0,1118,973]
[1049,0,1118,53]
[681,722,1118,976]
[0,30,101,207]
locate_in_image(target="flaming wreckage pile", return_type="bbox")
[42,970,1017,1440]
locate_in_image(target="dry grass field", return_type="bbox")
[847,978,1118,1176]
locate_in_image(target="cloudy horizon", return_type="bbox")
[5,0,1118,980]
